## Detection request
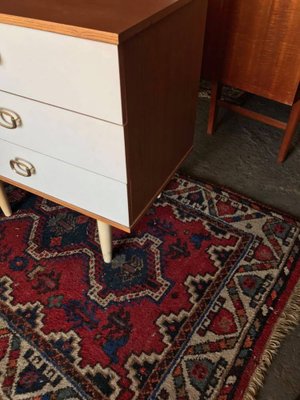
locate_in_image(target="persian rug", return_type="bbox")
[0,174,300,400]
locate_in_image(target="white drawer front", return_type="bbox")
[0,140,129,226]
[0,90,127,183]
[0,23,123,124]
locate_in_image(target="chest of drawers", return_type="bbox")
[0,0,207,262]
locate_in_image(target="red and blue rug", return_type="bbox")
[0,175,299,399]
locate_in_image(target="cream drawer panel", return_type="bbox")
[0,23,123,124]
[0,90,127,183]
[0,140,129,226]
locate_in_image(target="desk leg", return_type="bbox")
[278,98,300,163]
[0,181,12,217]
[97,220,112,263]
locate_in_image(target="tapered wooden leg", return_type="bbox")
[207,81,222,135]
[0,182,12,217]
[277,98,300,163]
[97,220,112,263]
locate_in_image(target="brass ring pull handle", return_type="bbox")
[0,108,21,129]
[9,158,36,177]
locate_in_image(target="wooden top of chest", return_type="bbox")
[0,0,191,44]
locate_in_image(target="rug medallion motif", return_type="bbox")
[0,175,299,399]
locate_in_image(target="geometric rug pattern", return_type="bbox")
[0,174,299,399]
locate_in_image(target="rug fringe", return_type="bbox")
[243,279,300,400]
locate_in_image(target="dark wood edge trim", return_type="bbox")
[218,100,288,130]
[0,14,119,44]
[0,175,131,233]
[294,81,300,103]
[117,46,133,224]
[128,146,194,229]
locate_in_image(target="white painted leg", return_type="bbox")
[97,220,112,263]
[0,182,12,217]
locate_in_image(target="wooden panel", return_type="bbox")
[0,90,127,182]
[121,0,207,224]
[0,0,192,44]
[0,140,129,226]
[0,23,123,124]
[202,0,300,105]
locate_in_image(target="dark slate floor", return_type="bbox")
[181,93,300,400]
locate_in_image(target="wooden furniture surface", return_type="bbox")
[202,0,300,162]
[0,0,207,261]
[202,0,300,105]
[0,0,193,43]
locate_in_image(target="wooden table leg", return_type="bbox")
[0,181,12,217]
[207,81,222,135]
[277,98,300,163]
[97,220,112,263]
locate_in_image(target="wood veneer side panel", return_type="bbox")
[117,0,192,43]
[129,147,193,229]
[202,0,300,105]
[222,0,300,105]
[120,0,207,224]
